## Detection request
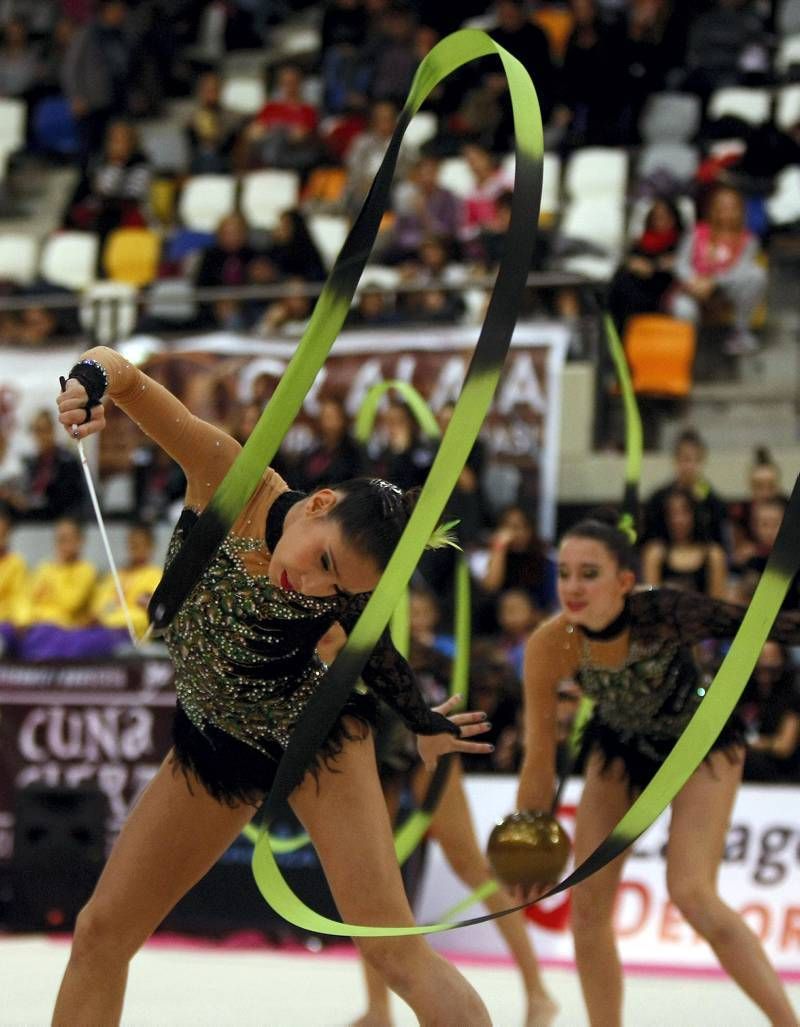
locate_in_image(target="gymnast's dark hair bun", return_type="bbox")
[753,446,773,466]
[561,510,637,571]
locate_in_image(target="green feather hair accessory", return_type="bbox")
[426,519,462,552]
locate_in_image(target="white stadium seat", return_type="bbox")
[707,87,772,125]
[0,233,39,284]
[39,231,98,290]
[564,147,628,201]
[240,169,300,230]
[178,174,237,232]
[221,75,266,114]
[307,213,349,270]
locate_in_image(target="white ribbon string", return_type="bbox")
[76,437,147,648]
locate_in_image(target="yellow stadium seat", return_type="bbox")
[103,228,161,286]
[624,315,696,398]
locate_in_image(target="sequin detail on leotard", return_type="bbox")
[164,514,345,753]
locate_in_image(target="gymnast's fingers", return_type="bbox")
[62,404,106,441]
[452,739,494,756]
[454,719,491,738]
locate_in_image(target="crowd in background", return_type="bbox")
[0,1,795,351]
[1,387,798,784]
[0,2,797,781]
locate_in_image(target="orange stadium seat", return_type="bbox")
[533,6,574,60]
[624,315,696,398]
[103,227,161,286]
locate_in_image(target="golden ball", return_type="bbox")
[487,811,570,889]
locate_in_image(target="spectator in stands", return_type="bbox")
[642,427,728,546]
[409,585,456,660]
[264,209,326,282]
[734,496,800,611]
[440,68,509,154]
[185,70,242,175]
[346,279,404,326]
[87,521,162,649]
[489,0,555,123]
[667,184,767,355]
[16,516,97,660]
[195,212,257,330]
[616,0,688,140]
[254,275,314,336]
[458,142,515,250]
[64,118,151,241]
[0,503,26,656]
[480,503,556,618]
[608,196,684,331]
[553,0,627,147]
[683,0,769,101]
[398,235,466,324]
[239,60,324,179]
[729,446,786,571]
[361,3,419,105]
[465,636,522,772]
[343,98,416,219]
[384,154,464,264]
[496,587,543,681]
[0,409,82,522]
[0,15,39,98]
[740,642,800,783]
[641,486,728,598]
[366,395,436,491]
[295,396,363,491]
[61,0,135,163]
[318,0,371,115]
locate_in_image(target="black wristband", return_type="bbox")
[67,359,108,410]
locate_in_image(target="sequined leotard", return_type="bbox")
[524,587,800,792]
[77,347,456,803]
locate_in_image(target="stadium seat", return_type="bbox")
[775,34,800,80]
[103,228,161,286]
[778,0,800,35]
[32,96,79,157]
[39,231,98,290]
[637,142,698,184]
[624,315,696,398]
[437,156,475,198]
[766,166,800,226]
[145,279,198,324]
[402,111,438,150]
[221,74,266,114]
[707,87,772,126]
[559,196,626,255]
[776,84,800,130]
[302,165,347,205]
[240,169,300,230]
[564,147,628,200]
[79,281,138,344]
[533,6,574,59]
[307,213,349,270]
[178,174,237,232]
[356,265,400,293]
[140,123,190,175]
[0,233,38,284]
[0,97,25,154]
[639,92,701,143]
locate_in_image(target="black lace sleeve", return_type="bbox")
[640,587,800,646]
[337,595,460,738]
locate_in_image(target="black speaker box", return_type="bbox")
[9,784,109,931]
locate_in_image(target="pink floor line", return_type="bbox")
[34,932,800,983]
